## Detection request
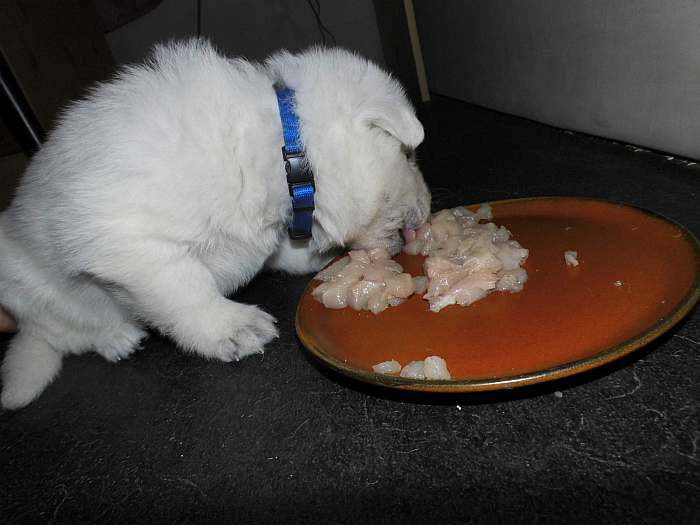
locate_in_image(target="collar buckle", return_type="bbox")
[282,147,313,187]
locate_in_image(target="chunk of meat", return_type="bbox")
[312,203,529,314]
[406,203,529,312]
[374,356,452,380]
[372,360,401,374]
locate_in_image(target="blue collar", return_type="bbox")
[275,86,315,240]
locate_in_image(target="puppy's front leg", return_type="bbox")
[105,252,278,362]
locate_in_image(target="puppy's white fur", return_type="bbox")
[0,40,430,409]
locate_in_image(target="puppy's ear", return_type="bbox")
[360,102,424,148]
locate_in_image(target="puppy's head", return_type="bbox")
[267,48,431,255]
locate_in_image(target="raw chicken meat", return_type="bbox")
[399,360,426,379]
[423,356,452,379]
[312,247,415,314]
[564,250,579,267]
[313,203,529,314]
[373,355,452,380]
[372,360,401,374]
[406,204,529,312]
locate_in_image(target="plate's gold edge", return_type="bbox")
[295,196,700,392]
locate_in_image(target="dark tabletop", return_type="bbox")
[1,96,698,524]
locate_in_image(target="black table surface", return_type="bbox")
[2,96,698,524]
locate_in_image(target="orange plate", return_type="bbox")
[296,197,700,392]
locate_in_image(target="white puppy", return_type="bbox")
[0,39,430,409]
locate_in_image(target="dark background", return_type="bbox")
[0,2,698,523]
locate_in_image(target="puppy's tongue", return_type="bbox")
[402,227,417,243]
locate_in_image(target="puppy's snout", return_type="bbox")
[406,210,420,230]
[405,188,431,230]
[416,199,430,226]
[401,198,429,245]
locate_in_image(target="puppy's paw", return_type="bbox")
[188,302,278,362]
[95,324,147,362]
[1,334,62,410]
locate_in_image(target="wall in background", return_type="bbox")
[107,0,385,67]
[203,0,384,66]
[415,1,700,160]
[105,0,195,65]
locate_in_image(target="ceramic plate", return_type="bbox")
[296,197,700,392]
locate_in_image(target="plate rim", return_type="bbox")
[295,196,700,392]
